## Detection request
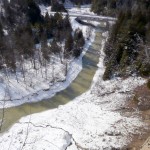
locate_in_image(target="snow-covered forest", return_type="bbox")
[91,0,150,80]
[0,0,89,104]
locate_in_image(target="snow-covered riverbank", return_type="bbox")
[0,17,96,109]
[0,31,147,150]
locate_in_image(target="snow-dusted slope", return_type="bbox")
[0,31,147,150]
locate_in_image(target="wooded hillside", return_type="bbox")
[91,0,150,79]
[0,0,85,78]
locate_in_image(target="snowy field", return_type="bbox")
[0,31,147,150]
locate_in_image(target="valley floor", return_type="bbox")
[0,30,147,150]
[0,3,149,150]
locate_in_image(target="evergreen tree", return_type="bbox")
[27,0,43,25]
[74,29,85,48]
[50,39,61,54]
[65,33,74,52]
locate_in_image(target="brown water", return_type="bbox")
[0,28,105,133]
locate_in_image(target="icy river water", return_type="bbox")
[0,26,105,133]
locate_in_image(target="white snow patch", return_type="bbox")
[3,29,8,36]
[39,5,51,16]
